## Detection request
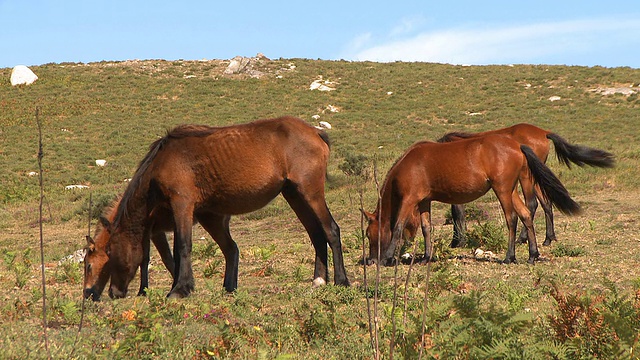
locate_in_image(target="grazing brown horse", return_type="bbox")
[438,123,614,247]
[83,198,175,301]
[83,116,349,300]
[363,134,582,266]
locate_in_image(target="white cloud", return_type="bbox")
[345,18,640,66]
[389,15,426,37]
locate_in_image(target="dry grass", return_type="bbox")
[1,59,639,358]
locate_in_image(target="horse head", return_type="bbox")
[361,209,396,266]
[362,208,421,266]
[83,216,142,300]
[83,225,111,301]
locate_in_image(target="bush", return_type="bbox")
[465,222,506,253]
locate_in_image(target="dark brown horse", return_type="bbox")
[83,198,175,301]
[83,116,349,300]
[363,134,582,266]
[438,123,614,247]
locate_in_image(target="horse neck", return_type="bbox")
[114,184,151,239]
[375,179,395,234]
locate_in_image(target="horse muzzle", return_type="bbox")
[83,287,101,301]
[362,256,396,266]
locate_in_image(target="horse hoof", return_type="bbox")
[502,258,517,264]
[167,285,193,299]
[542,239,554,246]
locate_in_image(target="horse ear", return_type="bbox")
[85,235,95,251]
[361,209,376,223]
[99,216,111,231]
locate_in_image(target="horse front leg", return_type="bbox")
[419,203,433,263]
[151,230,175,278]
[168,202,195,299]
[137,227,152,296]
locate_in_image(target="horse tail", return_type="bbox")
[315,128,332,180]
[546,133,615,169]
[437,131,475,143]
[521,145,582,216]
[317,128,331,149]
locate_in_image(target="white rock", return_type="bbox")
[318,121,332,129]
[10,65,38,86]
[312,277,326,287]
[548,96,562,102]
[95,159,107,167]
[58,249,86,265]
[65,185,89,190]
[311,114,321,120]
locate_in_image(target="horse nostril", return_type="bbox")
[84,288,100,301]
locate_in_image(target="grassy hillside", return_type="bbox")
[1,58,639,359]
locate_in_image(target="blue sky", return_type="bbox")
[1,1,639,69]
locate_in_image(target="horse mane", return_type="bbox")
[437,131,475,143]
[113,124,218,227]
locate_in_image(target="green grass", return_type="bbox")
[1,59,639,358]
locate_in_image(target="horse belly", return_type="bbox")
[200,184,284,215]
[430,180,491,205]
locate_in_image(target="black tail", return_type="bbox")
[546,133,615,169]
[521,145,582,216]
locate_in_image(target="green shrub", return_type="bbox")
[551,243,585,257]
[465,222,506,252]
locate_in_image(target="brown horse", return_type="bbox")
[83,198,175,301]
[363,134,582,266]
[83,116,349,300]
[438,123,614,247]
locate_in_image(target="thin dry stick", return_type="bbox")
[69,193,92,359]
[418,236,434,360]
[373,161,382,360]
[360,188,375,353]
[36,107,50,358]
[402,236,422,326]
[388,234,403,360]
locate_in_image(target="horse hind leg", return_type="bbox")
[493,188,521,264]
[518,178,539,244]
[450,204,467,248]
[282,182,349,287]
[534,184,556,246]
[196,213,239,292]
[512,190,539,263]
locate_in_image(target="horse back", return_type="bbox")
[439,123,551,161]
[391,135,526,203]
[143,116,329,214]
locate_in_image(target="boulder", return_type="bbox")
[10,65,38,86]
